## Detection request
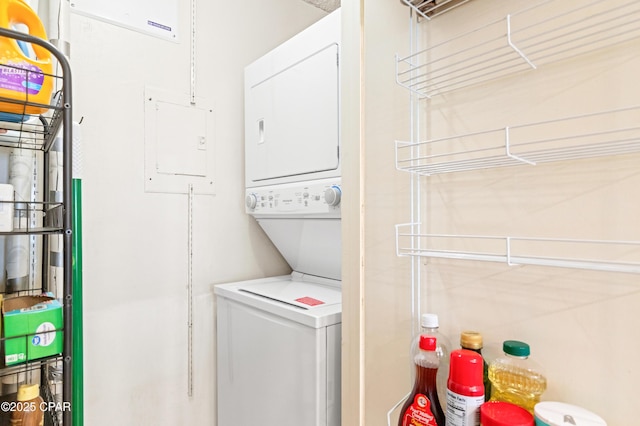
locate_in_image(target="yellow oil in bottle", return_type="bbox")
[487,340,546,414]
[488,363,547,413]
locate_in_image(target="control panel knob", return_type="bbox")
[324,185,342,206]
[245,193,258,210]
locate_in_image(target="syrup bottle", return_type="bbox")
[398,335,445,426]
[10,383,44,426]
[409,313,451,404]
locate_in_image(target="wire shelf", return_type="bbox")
[400,0,474,20]
[0,89,64,152]
[395,223,640,274]
[0,357,63,426]
[0,201,63,235]
[396,0,640,97]
[396,105,640,175]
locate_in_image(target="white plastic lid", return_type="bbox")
[534,402,606,426]
[420,313,439,328]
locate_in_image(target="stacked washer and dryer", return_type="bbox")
[215,10,342,426]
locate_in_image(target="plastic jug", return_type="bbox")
[0,0,53,116]
[534,402,607,426]
[488,340,547,414]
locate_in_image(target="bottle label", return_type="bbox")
[401,394,438,426]
[0,62,45,95]
[445,389,484,426]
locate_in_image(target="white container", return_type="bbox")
[534,401,606,426]
[0,183,14,232]
[0,370,25,396]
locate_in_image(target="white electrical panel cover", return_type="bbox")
[144,87,215,194]
[244,10,341,188]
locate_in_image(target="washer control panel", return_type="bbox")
[246,180,341,216]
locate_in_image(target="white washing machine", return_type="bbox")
[216,9,342,426]
[215,273,341,426]
[215,178,342,426]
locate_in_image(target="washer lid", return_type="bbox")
[239,279,340,310]
[214,274,342,328]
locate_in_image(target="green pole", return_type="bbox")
[72,123,83,426]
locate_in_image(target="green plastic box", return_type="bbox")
[3,294,63,366]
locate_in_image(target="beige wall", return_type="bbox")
[343,0,640,425]
[342,0,414,424]
[340,0,365,423]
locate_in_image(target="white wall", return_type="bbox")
[68,1,326,424]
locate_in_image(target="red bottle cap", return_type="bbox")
[447,349,484,396]
[419,335,436,351]
[480,401,534,426]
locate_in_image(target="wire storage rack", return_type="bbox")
[395,105,640,175]
[390,0,640,423]
[400,0,475,21]
[392,0,640,277]
[395,224,640,274]
[0,26,73,425]
[396,0,640,98]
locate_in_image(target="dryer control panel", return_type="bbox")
[245,179,341,217]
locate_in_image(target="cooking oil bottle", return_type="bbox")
[488,340,547,414]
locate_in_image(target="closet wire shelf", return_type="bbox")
[396,105,640,175]
[400,0,474,20]
[396,0,640,97]
[395,223,640,274]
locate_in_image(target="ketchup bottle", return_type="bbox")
[398,335,445,426]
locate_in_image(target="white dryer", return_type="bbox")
[244,7,341,188]
[215,9,342,426]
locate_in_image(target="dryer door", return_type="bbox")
[245,43,340,185]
